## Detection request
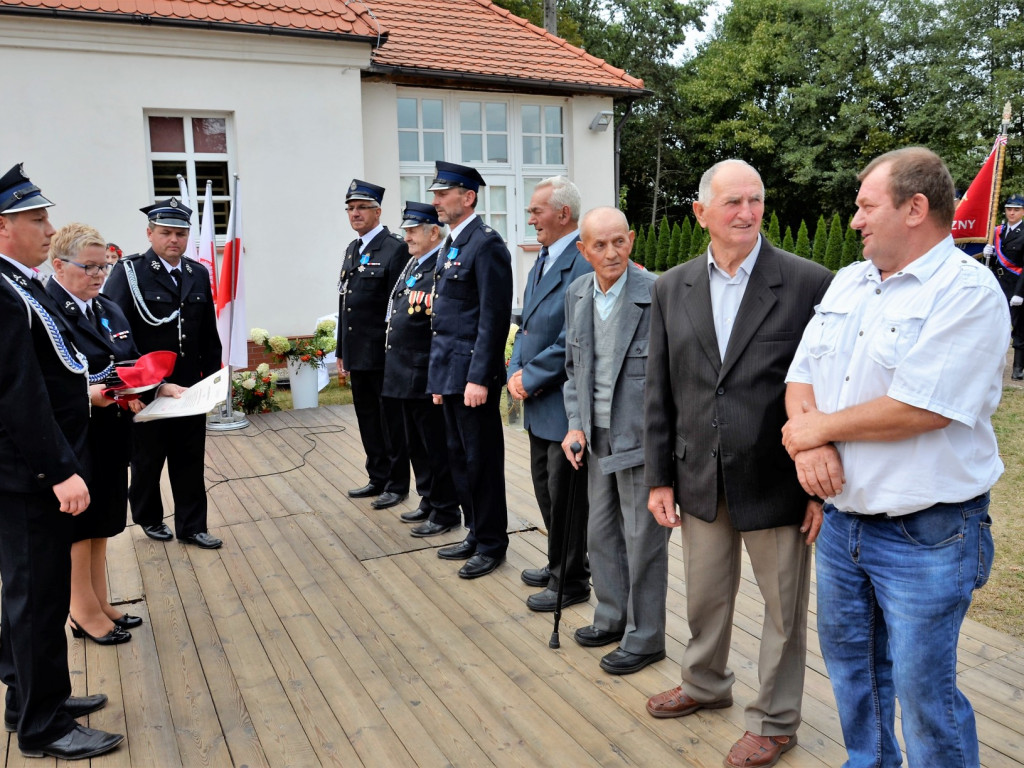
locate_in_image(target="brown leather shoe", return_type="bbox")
[724,732,796,767]
[645,686,732,719]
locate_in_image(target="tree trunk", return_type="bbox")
[544,0,557,34]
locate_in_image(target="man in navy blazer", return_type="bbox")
[428,161,513,580]
[508,177,593,611]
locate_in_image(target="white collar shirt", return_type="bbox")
[787,236,1009,516]
[357,224,385,253]
[593,267,628,321]
[707,235,760,360]
[542,228,581,278]
[447,213,477,245]
[0,253,39,281]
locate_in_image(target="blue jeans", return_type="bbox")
[816,495,994,768]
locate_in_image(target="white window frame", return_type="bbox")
[144,110,236,246]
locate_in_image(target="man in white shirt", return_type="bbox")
[783,146,1008,768]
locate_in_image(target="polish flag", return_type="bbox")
[197,180,218,301]
[216,178,248,368]
[176,174,200,262]
[952,135,1007,249]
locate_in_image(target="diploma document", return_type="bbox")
[133,369,229,422]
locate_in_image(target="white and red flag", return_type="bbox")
[176,174,200,262]
[216,177,248,368]
[197,180,218,300]
[952,136,1007,251]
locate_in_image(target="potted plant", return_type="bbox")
[232,363,280,414]
[250,319,337,409]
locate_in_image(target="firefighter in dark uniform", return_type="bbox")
[337,180,411,509]
[0,164,123,760]
[383,202,461,537]
[428,161,513,580]
[985,193,1024,378]
[103,198,223,548]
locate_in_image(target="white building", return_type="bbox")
[0,0,646,361]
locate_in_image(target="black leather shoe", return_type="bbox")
[400,507,430,523]
[410,520,454,538]
[520,566,550,588]
[437,539,476,560]
[141,523,173,541]
[574,625,624,648]
[458,553,503,579]
[526,587,590,612]
[179,532,223,549]
[6,694,108,732]
[112,613,143,630]
[1013,367,1023,380]
[371,491,408,510]
[20,724,123,759]
[69,617,131,646]
[599,648,666,675]
[347,483,383,498]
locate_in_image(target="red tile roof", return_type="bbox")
[0,0,645,93]
[0,0,383,39]
[368,0,645,95]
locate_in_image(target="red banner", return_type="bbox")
[953,136,1007,244]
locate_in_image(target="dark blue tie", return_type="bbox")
[534,246,549,288]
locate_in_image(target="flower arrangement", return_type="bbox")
[250,319,338,372]
[505,323,519,368]
[232,363,280,414]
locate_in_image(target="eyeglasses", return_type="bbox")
[346,205,379,212]
[58,258,111,277]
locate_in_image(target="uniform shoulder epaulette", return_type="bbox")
[123,252,147,261]
[392,232,404,241]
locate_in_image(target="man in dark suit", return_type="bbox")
[508,176,593,611]
[0,164,123,759]
[382,202,460,537]
[104,198,223,549]
[562,206,666,675]
[428,161,513,579]
[644,160,832,767]
[336,180,411,509]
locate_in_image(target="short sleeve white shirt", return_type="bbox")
[787,236,1009,515]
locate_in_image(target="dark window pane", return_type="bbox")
[152,160,187,197]
[192,118,227,153]
[213,200,230,233]
[195,161,230,196]
[149,116,185,152]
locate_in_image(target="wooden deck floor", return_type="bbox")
[4,403,1023,767]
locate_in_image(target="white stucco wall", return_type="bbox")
[568,95,617,210]
[0,17,369,338]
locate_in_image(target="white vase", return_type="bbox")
[286,358,320,409]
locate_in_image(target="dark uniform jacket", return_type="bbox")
[382,250,438,400]
[997,224,1024,298]
[337,227,409,372]
[103,249,221,387]
[643,242,833,531]
[0,261,89,493]
[427,216,513,396]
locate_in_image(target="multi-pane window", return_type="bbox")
[146,114,232,232]
[398,97,445,163]
[460,101,509,164]
[521,105,564,165]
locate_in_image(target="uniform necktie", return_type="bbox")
[85,303,101,331]
[170,268,181,286]
[534,246,549,288]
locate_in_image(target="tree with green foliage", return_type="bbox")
[842,219,860,267]
[679,217,693,263]
[824,213,844,271]
[633,225,646,265]
[645,223,658,270]
[766,212,781,246]
[812,215,828,265]
[669,221,682,268]
[656,217,671,271]
[782,225,795,253]
[692,227,710,259]
[795,220,812,259]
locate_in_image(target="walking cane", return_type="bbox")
[550,441,583,649]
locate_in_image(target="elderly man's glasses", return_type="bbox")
[58,258,111,276]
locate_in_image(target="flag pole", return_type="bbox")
[985,102,1012,266]
[223,173,240,417]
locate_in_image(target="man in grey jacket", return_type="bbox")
[562,206,667,676]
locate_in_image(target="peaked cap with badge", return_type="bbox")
[427,161,487,193]
[0,163,55,214]
[346,180,385,205]
[140,197,192,228]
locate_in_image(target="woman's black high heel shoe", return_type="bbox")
[112,613,143,630]
[69,616,131,645]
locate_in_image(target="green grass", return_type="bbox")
[972,386,1024,640]
[273,377,353,410]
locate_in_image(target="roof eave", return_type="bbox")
[366,63,651,101]
[0,5,386,44]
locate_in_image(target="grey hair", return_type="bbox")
[697,159,765,204]
[534,176,581,221]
